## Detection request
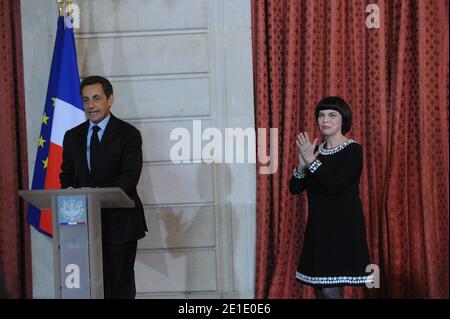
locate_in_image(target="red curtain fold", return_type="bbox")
[253,0,448,298]
[0,0,32,298]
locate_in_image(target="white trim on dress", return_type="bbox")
[296,271,374,285]
[319,139,355,155]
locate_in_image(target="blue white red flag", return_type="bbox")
[28,16,85,236]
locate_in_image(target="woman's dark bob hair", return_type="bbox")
[314,96,352,135]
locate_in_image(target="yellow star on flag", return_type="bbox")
[42,112,49,125]
[42,157,48,169]
[38,135,46,148]
[51,97,57,107]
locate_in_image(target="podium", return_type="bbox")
[18,187,135,299]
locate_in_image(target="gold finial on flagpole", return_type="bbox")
[57,0,64,16]
[66,0,73,16]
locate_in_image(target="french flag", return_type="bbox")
[28,17,85,236]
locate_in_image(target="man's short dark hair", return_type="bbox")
[314,96,352,135]
[80,75,114,98]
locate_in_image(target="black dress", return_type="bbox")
[289,139,372,287]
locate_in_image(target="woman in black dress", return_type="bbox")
[290,96,373,299]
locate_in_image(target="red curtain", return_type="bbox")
[0,0,32,298]
[253,0,448,298]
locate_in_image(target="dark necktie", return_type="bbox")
[90,125,100,172]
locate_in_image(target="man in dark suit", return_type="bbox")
[60,75,148,299]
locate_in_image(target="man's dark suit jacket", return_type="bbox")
[60,113,148,244]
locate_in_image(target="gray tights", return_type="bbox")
[314,287,343,299]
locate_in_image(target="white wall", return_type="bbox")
[21,0,57,298]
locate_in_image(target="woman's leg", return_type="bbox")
[321,287,343,299]
[314,287,324,299]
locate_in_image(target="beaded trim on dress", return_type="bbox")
[295,271,374,285]
[319,139,355,155]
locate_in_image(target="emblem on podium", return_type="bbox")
[57,196,87,225]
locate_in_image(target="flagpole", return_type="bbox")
[57,0,63,16]
[66,0,73,16]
